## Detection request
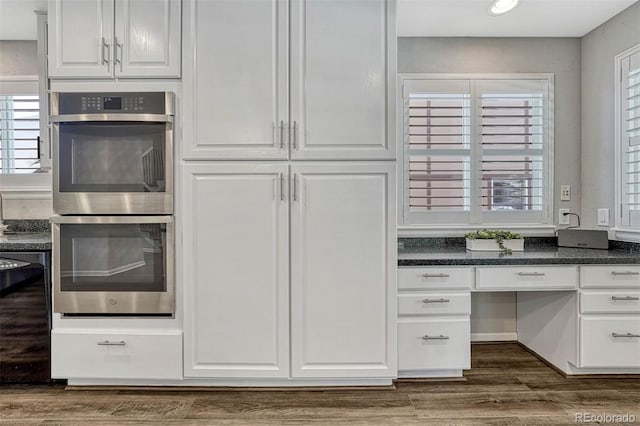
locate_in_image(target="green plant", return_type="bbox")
[465,229,523,254]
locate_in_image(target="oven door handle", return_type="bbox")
[50,113,174,123]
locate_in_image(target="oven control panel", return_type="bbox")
[56,92,172,115]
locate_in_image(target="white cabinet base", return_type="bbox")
[397,369,464,379]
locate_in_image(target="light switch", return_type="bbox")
[597,208,609,226]
[560,185,571,201]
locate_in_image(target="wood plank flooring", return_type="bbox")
[1,343,638,425]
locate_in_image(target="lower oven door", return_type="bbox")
[51,216,174,314]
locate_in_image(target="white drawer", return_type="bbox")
[580,291,640,314]
[52,330,183,380]
[398,318,470,371]
[476,266,578,291]
[398,293,471,316]
[398,267,472,290]
[580,265,640,289]
[579,317,640,368]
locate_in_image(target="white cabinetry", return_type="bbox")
[182,163,290,378]
[182,163,397,381]
[290,163,396,378]
[397,267,471,377]
[577,265,640,369]
[48,0,181,78]
[182,0,395,160]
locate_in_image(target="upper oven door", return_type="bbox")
[51,93,174,215]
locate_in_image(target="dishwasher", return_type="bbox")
[0,252,51,383]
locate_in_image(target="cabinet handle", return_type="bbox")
[611,332,640,338]
[517,272,545,276]
[97,340,126,346]
[423,298,450,304]
[294,174,299,201]
[610,271,640,276]
[279,121,285,149]
[279,173,285,201]
[422,335,450,340]
[101,37,110,66]
[114,37,123,72]
[611,296,640,301]
[422,273,450,278]
[292,121,297,149]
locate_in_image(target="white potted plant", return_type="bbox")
[465,229,524,254]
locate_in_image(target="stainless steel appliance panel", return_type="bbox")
[51,216,174,315]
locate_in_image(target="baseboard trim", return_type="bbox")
[471,332,517,342]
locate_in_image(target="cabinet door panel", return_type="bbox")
[115,0,181,77]
[290,162,396,378]
[182,163,289,378]
[290,0,395,160]
[182,0,288,159]
[48,0,114,78]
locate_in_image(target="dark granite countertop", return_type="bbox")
[0,232,52,251]
[0,220,51,251]
[399,238,640,266]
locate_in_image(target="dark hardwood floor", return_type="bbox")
[0,343,638,425]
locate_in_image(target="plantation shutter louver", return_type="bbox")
[622,51,640,227]
[0,89,40,173]
[476,80,549,224]
[403,80,472,223]
[402,77,551,225]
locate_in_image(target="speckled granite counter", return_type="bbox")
[0,233,52,251]
[399,238,640,266]
[0,220,51,251]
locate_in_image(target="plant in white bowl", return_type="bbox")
[464,229,524,254]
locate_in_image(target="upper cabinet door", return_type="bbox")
[48,0,115,78]
[290,0,396,160]
[182,0,289,160]
[114,0,181,78]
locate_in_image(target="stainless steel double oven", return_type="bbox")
[51,92,175,315]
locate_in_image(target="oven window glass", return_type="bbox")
[58,122,166,192]
[59,223,167,292]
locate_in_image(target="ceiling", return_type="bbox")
[398,0,639,37]
[0,0,638,40]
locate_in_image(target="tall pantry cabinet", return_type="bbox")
[181,0,397,383]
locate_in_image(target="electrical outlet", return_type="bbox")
[597,208,610,226]
[559,208,571,225]
[560,185,571,201]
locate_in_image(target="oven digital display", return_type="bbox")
[103,96,122,110]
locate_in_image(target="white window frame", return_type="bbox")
[397,73,555,237]
[614,44,640,242]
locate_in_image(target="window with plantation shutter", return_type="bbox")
[401,75,553,226]
[620,47,640,228]
[0,95,40,174]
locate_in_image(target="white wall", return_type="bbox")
[581,2,640,231]
[0,41,37,75]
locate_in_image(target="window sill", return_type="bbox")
[611,228,640,243]
[398,225,557,238]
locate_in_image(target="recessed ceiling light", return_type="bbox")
[488,0,521,16]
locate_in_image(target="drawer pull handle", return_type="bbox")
[422,273,450,278]
[517,272,545,277]
[97,340,126,346]
[423,298,451,304]
[611,332,640,338]
[611,296,640,301]
[610,271,640,276]
[422,334,450,340]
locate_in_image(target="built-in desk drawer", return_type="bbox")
[52,330,182,380]
[580,266,640,289]
[398,293,470,316]
[476,266,578,291]
[581,291,640,314]
[579,317,640,368]
[398,267,472,290]
[398,317,470,371]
